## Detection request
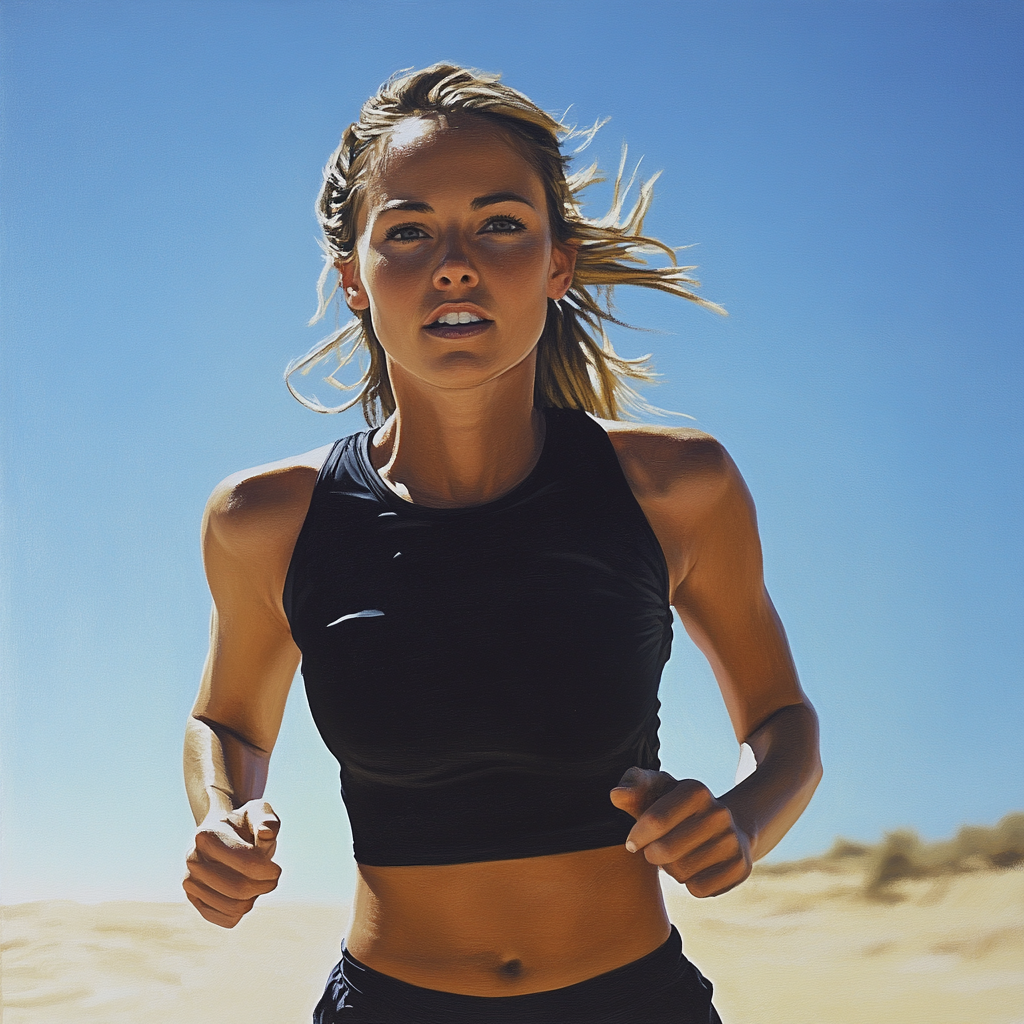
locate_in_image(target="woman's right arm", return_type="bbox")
[183,456,323,927]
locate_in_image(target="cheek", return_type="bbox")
[501,241,554,330]
[502,289,551,355]
[365,251,426,294]
[361,254,423,338]
[486,236,550,280]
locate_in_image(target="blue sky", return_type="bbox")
[1,0,1021,903]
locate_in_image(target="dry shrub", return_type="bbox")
[754,837,871,876]
[865,812,1024,894]
[825,838,872,861]
[866,830,928,891]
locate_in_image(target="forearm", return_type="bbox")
[183,714,271,824]
[718,702,822,861]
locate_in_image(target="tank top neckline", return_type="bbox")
[353,407,560,517]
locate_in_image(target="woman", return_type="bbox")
[183,65,821,1024]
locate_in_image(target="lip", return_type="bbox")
[423,319,493,341]
[421,302,493,328]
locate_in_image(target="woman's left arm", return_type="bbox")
[609,428,822,896]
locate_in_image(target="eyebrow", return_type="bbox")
[472,191,535,211]
[379,191,536,215]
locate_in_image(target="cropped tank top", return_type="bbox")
[283,408,673,866]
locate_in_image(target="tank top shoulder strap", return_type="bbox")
[544,407,671,600]
[283,429,374,623]
[543,408,637,497]
[313,430,374,494]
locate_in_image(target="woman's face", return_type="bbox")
[341,115,575,396]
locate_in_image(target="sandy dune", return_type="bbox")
[1,900,348,1024]
[667,863,1024,1024]
[2,866,1022,1023]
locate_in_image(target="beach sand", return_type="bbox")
[667,862,1024,1024]
[2,865,1022,1023]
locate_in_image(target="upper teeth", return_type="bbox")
[434,312,483,325]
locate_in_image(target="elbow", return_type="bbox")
[748,701,823,799]
[801,701,823,792]
[801,716,823,807]
[809,751,824,793]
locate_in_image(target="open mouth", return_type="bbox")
[423,312,493,338]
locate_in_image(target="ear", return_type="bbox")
[337,259,370,311]
[546,241,577,301]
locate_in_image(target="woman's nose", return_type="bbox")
[432,244,479,290]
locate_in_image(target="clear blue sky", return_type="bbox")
[2,0,1021,903]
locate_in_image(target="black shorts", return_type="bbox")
[312,925,722,1023]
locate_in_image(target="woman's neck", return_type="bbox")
[370,352,544,508]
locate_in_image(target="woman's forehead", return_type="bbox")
[365,115,543,206]
[383,111,512,157]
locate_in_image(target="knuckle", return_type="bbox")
[226,876,259,900]
[663,862,687,884]
[694,786,715,808]
[714,830,739,856]
[183,876,211,902]
[645,807,672,830]
[712,829,732,851]
[643,841,666,865]
[186,859,216,887]
[195,830,226,854]
[710,806,733,830]
[687,871,719,898]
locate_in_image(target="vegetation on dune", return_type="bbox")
[863,812,1024,892]
[758,812,1024,895]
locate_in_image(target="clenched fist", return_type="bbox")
[183,799,282,927]
[611,767,752,897]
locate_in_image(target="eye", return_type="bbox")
[481,214,526,235]
[383,223,429,242]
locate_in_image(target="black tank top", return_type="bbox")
[283,408,673,866]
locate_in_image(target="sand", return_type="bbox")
[667,863,1024,1024]
[2,866,1022,1023]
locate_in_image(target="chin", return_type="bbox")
[428,351,520,384]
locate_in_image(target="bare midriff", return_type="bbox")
[345,843,672,996]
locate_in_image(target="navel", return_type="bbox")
[497,957,524,980]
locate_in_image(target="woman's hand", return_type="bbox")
[610,767,752,897]
[183,799,282,928]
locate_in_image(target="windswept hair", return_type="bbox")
[286,63,725,424]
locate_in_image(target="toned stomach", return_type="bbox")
[345,844,672,996]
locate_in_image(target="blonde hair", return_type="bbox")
[286,63,725,424]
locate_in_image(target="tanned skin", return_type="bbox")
[183,113,821,996]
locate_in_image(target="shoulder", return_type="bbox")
[597,419,745,513]
[595,420,758,592]
[203,444,335,565]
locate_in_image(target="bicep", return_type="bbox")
[670,462,807,743]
